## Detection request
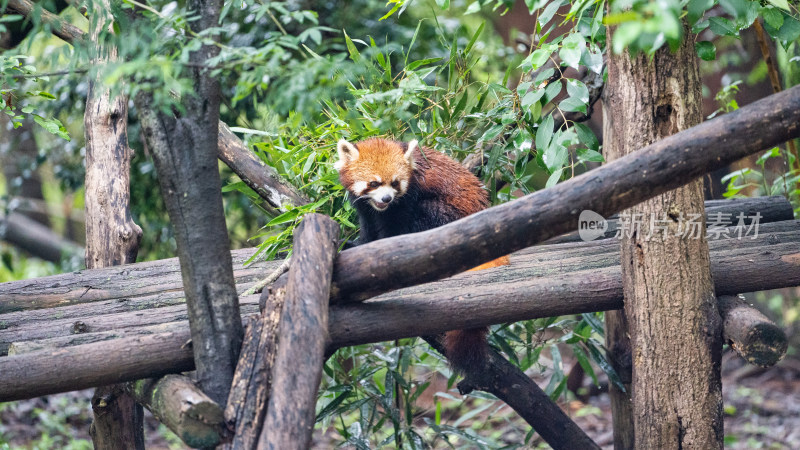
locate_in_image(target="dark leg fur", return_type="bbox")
[443,328,489,373]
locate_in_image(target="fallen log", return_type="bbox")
[259,214,339,450]
[1,221,798,400]
[718,295,788,367]
[5,221,798,354]
[329,86,800,303]
[129,375,225,448]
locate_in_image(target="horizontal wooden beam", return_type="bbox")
[1,221,797,401]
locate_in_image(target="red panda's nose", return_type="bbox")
[381,194,393,203]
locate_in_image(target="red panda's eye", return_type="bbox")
[368,181,381,188]
[391,180,400,188]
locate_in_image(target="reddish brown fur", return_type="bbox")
[337,138,509,372]
[410,146,489,216]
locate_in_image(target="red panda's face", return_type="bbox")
[334,138,416,211]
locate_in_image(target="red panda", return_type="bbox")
[334,137,510,372]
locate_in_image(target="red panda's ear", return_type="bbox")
[405,140,418,166]
[335,139,359,171]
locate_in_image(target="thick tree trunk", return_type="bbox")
[83,2,144,447]
[604,22,723,449]
[134,0,242,406]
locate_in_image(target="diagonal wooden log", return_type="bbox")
[258,214,339,450]
[2,0,87,44]
[1,221,798,401]
[329,86,800,303]
[424,336,600,450]
[217,123,309,212]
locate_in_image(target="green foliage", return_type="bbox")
[716,82,800,215]
[1,55,70,140]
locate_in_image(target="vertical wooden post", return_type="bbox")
[83,1,144,448]
[604,19,723,449]
[258,214,339,450]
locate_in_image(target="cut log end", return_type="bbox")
[719,295,788,367]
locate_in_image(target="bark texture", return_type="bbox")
[130,375,225,448]
[260,214,339,450]
[224,292,284,450]
[604,23,723,449]
[134,0,242,405]
[83,2,144,447]
[2,221,798,401]
[718,295,788,367]
[217,123,309,212]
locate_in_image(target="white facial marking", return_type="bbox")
[335,139,359,172]
[400,180,408,192]
[367,186,398,211]
[352,181,368,195]
[375,176,382,182]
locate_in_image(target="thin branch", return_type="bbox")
[241,256,291,296]
[3,0,87,44]
[752,17,800,171]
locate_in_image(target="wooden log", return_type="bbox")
[0,331,195,401]
[0,212,84,263]
[4,221,799,354]
[425,336,600,450]
[129,375,225,448]
[3,298,259,355]
[329,86,800,303]
[0,197,782,315]
[224,282,287,450]
[0,248,273,314]
[259,214,339,450]
[718,295,788,367]
[217,123,309,213]
[2,0,87,44]
[545,195,794,244]
[1,224,798,400]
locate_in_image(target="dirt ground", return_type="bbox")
[1,351,798,449]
